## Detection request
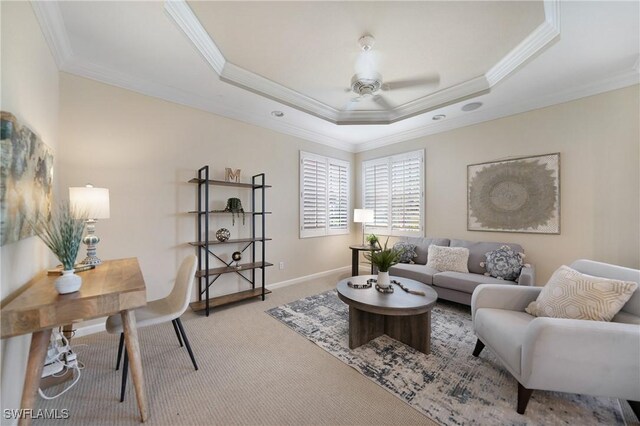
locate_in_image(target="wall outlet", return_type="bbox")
[279,261,285,270]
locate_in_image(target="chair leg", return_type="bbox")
[472,339,485,357]
[517,383,534,414]
[120,350,129,403]
[115,333,124,370]
[172,319,183,347]
[628,400,640,421]
[175,318,198,371]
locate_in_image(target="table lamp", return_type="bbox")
[353,209,374,245]
[69,184,110,266]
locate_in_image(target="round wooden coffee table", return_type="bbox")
[337,275,438,354]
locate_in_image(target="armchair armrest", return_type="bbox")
[518,265,535,286]
[471,284,542,320]
[521,317,640,400]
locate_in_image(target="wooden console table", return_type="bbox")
[1,258,149,425]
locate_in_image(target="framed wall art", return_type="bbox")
[1,111,54,246]
[467,153,560,234]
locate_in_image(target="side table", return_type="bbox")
[349,244,381,276]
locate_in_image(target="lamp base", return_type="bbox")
[79,255,102,266]
[80,219,103,266]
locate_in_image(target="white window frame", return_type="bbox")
[300,151,350,238]
[362,149,424,237]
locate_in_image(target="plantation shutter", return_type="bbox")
[363,160,389,229]
[391,154,422,233]
[328,159,349,232]
[362,150,424,236]
[300,152,350,238]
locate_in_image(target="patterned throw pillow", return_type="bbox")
[481,245,525,281]
[393,242,417,264]
[426,245,469,273]
[525,265,638,321]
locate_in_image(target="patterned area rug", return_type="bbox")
[266,290,626,426]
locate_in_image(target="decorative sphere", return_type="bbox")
[232,251,242,262]
[215,228,230,242]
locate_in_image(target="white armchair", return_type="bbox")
[471,259,640,417]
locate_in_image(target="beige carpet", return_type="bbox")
[33,271,436,425]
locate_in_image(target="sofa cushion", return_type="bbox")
[403,237,450,265]
[427,245,470,273]
[450,239,524,275]
[483,245,525,281]
[474,308,535,375]
[433,271,514,294]
[393,242,417,263]
[389,263,439,285]
[525,265,638,322]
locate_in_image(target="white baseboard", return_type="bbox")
[266,265,351,290]
[72,265,353,337]
[74,321,106,337]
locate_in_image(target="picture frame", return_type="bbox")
[467,153,560,234]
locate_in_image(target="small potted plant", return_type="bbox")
[31,203,87,294]
[365,233,379,248]
[364,237,403,289]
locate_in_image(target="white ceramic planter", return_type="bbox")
[55,270,82,294]
[377,271,391,289]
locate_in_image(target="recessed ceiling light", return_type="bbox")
[461,102,483,112]
[432,114,446,121]
[271,111,284,118]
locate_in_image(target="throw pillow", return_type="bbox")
[481,245,525,281]
[393,242,417,264]
[426,245,469,273]
[525,265,638,321]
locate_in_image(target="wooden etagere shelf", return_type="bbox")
[188,166,271,316]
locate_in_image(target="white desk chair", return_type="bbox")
[106,255,198,402]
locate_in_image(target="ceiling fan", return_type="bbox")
[345,35,440,111]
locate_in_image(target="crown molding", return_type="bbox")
[164,0,225,74]
[220,62,340,123]
[30,0,73,68]
[164,0,560,125]
[486,0,561,86]
[354,67,639,153]
[393,76,491,119]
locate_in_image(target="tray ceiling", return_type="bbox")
[189,1,543,111]
[32,1,640,151]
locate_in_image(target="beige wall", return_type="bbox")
[58,73,356,305]
[0,2,61,414]
[356,86,640,283]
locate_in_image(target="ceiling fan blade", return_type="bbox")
[343,97,361,111]
[372,94,393,111]
[382,75,440,91]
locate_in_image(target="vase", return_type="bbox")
[377,271,391,289]
[55,270,82,294]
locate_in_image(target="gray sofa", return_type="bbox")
[388,237,535,305]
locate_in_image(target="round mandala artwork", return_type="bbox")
[468,155,559,233]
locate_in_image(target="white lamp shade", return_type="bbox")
[353,209,374,223]
[69,186,110,219]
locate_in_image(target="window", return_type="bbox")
[300,151,350,238]
[362,150,424,236]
